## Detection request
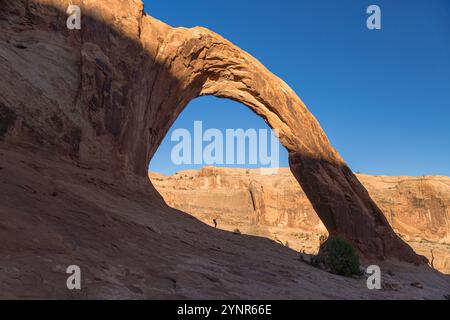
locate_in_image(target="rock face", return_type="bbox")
[0,0,421,262]
[150,168,450,273]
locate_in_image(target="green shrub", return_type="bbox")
[319,236,360,277]
[233,228,241,235]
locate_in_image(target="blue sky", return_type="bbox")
[147,0,450,176]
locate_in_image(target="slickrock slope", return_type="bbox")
[150,168,450,273]
[1,0,449,298]
[1,147,449,299]
[0,0,420,262]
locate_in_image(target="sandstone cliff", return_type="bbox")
[150,168,450,273]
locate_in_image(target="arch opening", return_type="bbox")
[149,96,329,255]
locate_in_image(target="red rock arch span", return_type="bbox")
[0,0,421,263]
[139,19,420,263]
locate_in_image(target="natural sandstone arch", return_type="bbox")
[133,19,421,263]
[0,0,421,263]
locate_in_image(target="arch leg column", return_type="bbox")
[289,152,423,263]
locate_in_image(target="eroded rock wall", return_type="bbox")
[150,167,450,272]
